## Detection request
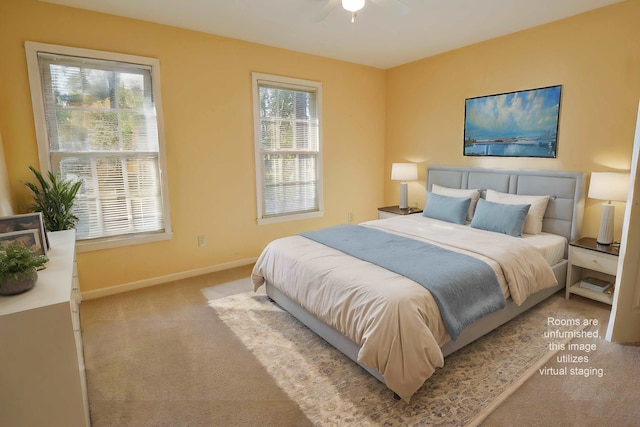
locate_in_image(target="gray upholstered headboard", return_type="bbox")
[426,166,586,244]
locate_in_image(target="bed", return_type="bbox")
[251,166,586,402]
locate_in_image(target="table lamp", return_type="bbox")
[588,172,630,245]
[391,163,418,210]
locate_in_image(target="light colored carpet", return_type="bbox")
[82,268,638,426]
[208,287,588,426]
[81,267,312,426]
[201,277,253,301]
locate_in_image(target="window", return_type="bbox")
[252,73,323,224]
[25,42,172,251]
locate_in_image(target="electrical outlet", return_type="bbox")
[198,235,206,247]
[347,212,353,224]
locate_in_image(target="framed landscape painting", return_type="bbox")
[463,85,562,158]
[0,230,44,256]
[0,212,48,255]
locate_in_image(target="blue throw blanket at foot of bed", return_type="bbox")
[300,224,505,340]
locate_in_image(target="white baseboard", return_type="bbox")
[81,257,257,300]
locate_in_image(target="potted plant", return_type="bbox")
[0,242,48,295]
[23,166,82,231]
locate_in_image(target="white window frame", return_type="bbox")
[252,72,324,225]
[25,41,172,252]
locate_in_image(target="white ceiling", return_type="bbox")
[42,0,622,69]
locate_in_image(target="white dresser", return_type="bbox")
[0,230,89,426]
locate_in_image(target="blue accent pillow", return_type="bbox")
[423,192,472,225]
[470,199,531,237]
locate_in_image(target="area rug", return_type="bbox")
[208,289,585,426]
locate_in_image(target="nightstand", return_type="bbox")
[566,237,619,305]
[377,205,423,219]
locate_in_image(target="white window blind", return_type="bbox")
[253,73,323,224]
[26,43,172,249]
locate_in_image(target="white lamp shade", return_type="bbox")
[391,163,418,181]
[342,0,365,12]
[588,172,630,202]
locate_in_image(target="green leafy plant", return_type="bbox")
[24,165,82,231]
[0,242,49,281]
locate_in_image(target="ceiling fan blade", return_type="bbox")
[311,0,341,23]
[371,0,410,16]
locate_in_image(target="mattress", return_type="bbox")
[360,215,563,301]
[521,231,567,266]
[367,215,567,266]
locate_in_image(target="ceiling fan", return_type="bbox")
[342,0,366,23]
[314,0,409,23]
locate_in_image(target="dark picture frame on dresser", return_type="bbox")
[0,212,48,255]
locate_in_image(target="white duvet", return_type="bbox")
[251,215,559,402]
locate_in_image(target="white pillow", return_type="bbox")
[431,184,481,222]
[485,189,550,234]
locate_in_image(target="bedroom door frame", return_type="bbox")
[606,100,640,343]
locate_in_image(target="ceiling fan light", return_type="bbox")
[342,0,365,12]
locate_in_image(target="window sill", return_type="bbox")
[257,211,324,225]
[75,231,173,253]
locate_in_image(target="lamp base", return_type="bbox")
[597,203,615,245]
[399,182,408,210]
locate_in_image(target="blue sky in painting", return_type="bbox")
[464,86,561,140]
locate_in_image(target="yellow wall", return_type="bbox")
[1,0,639,294]
[0,0,386,292]
[386,0,640,241]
